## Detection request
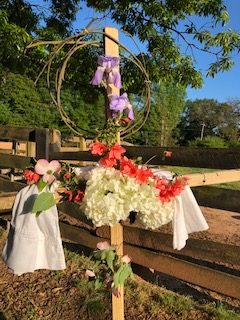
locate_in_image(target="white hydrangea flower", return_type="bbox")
[81,166,175,229]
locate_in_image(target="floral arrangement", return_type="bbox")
[85,241,133,297]
[80,141,187,229]
[24,141,187,229]
[21,53,187,297]
[22,54,187,227]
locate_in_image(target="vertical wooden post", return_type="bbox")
[10,139,17,182]
[49,129,61,154]
[104,27,124,320]
[35,128,50,160]
[26,142,36,157]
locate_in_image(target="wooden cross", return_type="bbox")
[104,27,124,320]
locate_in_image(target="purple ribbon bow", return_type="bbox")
[109,93,134,120]
[90,55,122,88]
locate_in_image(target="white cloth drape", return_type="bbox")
[2,184,66,275]
[152,169,209,250]
[173,186,209,250]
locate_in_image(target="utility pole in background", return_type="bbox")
[200,123,206,140]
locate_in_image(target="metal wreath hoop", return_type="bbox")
[27,21,151,140]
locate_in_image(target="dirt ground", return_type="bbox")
[190,206,240,245]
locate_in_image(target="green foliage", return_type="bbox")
[0,0,38,32]
[188,135,227,148]
[46,0,81,36]
[0,70,58,127]
[135,82,186,146]
[0,0,239,142]
[86,0,240,87]
[227,140,240,149]
[88,244,133,294]
[0,10,31,70]
[178,99,240,144]
[0,102,12,124]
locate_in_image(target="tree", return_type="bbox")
[86,0,240,87]
[0,71,58,127]
[2,1,240,88]
[178,99,240,144]
[140,82,186,146]
[1,0,240,141]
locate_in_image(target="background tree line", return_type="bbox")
[0,0,239,147]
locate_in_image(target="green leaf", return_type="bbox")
[38,178,47,192]
[113,264,125,287]
[118,264,132,285]
[32,192,56,214]
[106,250,116,272]
[94,278,103,290]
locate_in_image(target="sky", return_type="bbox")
[33,0,240,102]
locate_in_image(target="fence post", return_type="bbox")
[104,26,124,320]
[49,129,61,155]
[35,128,50,160]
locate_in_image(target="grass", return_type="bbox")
[0,230,239,320]
[206,302,240,320]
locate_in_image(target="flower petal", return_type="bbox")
[35,159,49,175]
[85,269,95,278]
[49,160,61,173]
[97,241,110,250]
[90,66,105,85]
[43,174,56,184]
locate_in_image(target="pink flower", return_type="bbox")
[121,255,131,264]
[163,151,173,157]
[96,241,110,250]
[35,159,61,184]
[85,269,95,278]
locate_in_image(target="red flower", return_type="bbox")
[23,169,39,184]
[64,173,71,179]
[108,144,126,160]
[99,154,117,167]
[155,178,167,191]
[163,151,173,157]
[74,190,84,202]
[64,189,73,201]
[120,156,137,177]
[169,180,185,197]
[120,117,131,123]
[157,177,187,203]
[90,141,107,156]
[135,167,153,184]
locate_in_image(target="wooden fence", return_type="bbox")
[0,126,240,299]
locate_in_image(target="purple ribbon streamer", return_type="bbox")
[90,55,122,88]
[110,93,134,120]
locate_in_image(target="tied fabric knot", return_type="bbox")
[90,55,122,88]
[110,93,134,120]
